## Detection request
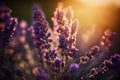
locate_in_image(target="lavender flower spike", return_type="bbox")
[0,4,17,52]
[80,54,120,80]
[32,5,53,71]
[32,5,51,49]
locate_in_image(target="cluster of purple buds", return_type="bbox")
[107,54,120,72]
[0,4,17,51]
[52,6,79,60]
[49,58,65,72]
[80,54,120,80]
[68,63,79,72]
[58,34,67,49]
[0,18,17,48]
[31,4,119,80]
[34,5,80,73]
[32,5,52,49]
[0,4,17,80]
[80,46,100,64]
[32,5,53,66]
[32,67,50,80]
[31,5,67,73]
[44,49,57,61]
[44,49,65,73]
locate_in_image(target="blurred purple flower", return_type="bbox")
[69,63,79,72]
[32,5,51,49]
[32,67,50,80]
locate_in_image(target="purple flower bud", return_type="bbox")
[44,53,50,60]
[46,33,51,37]
[55,58,61,67]
[58,34,67,48]
[109,54,120,72]
[32,67,50,80]
[69,63,79,72]
[48,39,53,42]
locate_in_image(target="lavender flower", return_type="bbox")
[32,67,50,80]
[32,5,80,75]
[32,5,51,49]
[0,4,17,51]
[31,4,119,80]
[58,34,67,49]
[0,4,18,80]
[69,63,79,72]
[52,6,79,59]
[109,54,120,72]
[80,54,120,80]
[32,5,52,66]
[80,46,100,64]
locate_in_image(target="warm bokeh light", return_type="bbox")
[77,0,120,7]
[81,25,96,43]
[62,0,120,49]
[73,0,120,29]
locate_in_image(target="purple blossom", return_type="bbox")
[32,5,51,50]
[52,6,79,60]
[80,46,100,64]
[109,54,120,72]
[0,4,18,80]
[44,49,57,60]
[69,63,79,72]
[48,57,65,72]
[0,4,17,50]
[31,5,53,67]
[55,58,61,67]
[58,33,67,49]
[32,67,50,80]
[80,54,120,80]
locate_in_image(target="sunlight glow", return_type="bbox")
[77,0,120,7]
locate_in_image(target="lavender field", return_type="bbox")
[0,0,120,80]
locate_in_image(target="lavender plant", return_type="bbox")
[0,3,17,80]
[31,4,119,80]
[0,3,120,80]
[80,54,120,80]
[31,5,53,68]
[0,4,17,52]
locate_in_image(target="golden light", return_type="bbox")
[77,0,120,7]
[81,25,96,43]
[63,0,120,49]
[63,0,119,30]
